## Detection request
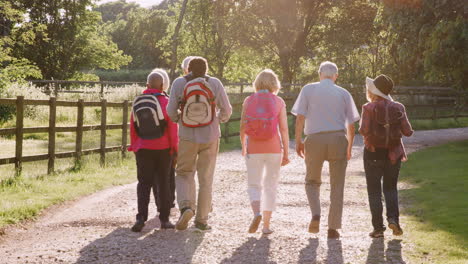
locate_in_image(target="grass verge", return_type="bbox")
[400,140,468,264]
[410,117,468,131]
[0,153,136,230]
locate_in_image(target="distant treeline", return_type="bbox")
[1,0,466,90]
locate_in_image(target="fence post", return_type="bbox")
[53,82,59,98]
[15,96,24,175]
[75,99,84,165]
[100,83,105,99]
[48,97,57,174]
[224,122,229,143]
[100,99,107,167]
[432,101,437,120]
[121,100,129,158]
[240,84,244,95]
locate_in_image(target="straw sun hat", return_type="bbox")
[365,74,394,101]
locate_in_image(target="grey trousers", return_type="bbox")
[304,131,348,230]
[176,139,219,224]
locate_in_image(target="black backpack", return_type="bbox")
[132,92,167,139]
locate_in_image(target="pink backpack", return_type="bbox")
[244,90,279,140]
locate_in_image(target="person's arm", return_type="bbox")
[167,78,182,122]
[278,105,290,165]
[128,113,137,151]
[400,105,414,137]
[215,79,232,123]
[239,101,247,156]
[358,105,370,137]
[346,123,355,161]
[295,114,305,159]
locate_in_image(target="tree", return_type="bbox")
[13,0,131,80]
[0,1,42,89]
[168,0,188,79]
[243,0,331,87]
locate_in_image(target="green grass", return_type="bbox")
[410,117,468,131]
[399,140,468,264]
[0,152,136,230]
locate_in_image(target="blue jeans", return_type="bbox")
[364,159,401,230]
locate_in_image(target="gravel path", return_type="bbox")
[1,127,467,264]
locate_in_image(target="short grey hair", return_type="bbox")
[147,71,164,90]
[151,68,170,91]
[318,61,338,78]
[181,56,194,73]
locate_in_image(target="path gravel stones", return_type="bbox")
[1,127,467,264]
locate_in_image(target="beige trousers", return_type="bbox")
[176,139,219,224]
[304,131,348,230]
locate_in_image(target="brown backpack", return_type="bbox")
[369,100,404,148]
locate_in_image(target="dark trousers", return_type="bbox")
[155,163,176,211]
[364,159,401,230]
[135,148,172,222]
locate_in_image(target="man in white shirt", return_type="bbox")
[292,61,360,239]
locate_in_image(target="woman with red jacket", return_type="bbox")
[359,74,413,238]
[128,70,178,232]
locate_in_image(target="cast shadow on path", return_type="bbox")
[220,236,273,264]
[75,217,205,264]
[298,238,319,263]
[365,238,406,264]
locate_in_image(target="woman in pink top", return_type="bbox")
[240,69,290,234]
[128,70,178,232]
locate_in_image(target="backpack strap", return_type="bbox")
[384,101,390,147]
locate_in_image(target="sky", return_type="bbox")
[96,0,163,8]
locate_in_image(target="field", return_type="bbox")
[400,140,468,264]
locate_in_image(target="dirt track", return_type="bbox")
[1,127,467,264]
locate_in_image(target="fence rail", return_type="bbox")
[0,96,130,175]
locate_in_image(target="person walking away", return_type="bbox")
[128,70,178,232]
[240,69,290,235]
[292,61,360,239]
[149,68,177,212]
[167,57,232,231]
[359,74,413,238]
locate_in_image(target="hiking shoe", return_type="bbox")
[131,220,145,232]
[369,229,385,238]
[308,215,320,233]
[262,228,274,235]
[194,222,212,231]
[176,208,194,231]
[160,220,175,229]
[327,229,340,239]
[388,221,403,236]
[248,215,262,233]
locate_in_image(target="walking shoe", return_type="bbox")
[308,215,320,233]
[327,229,340,239]
[248,215,262,233]
[194,222,212,231]
[160,220,175,229]
[388,220,403,236]
[176,208,194,231]
[262,228,274,235]
[131,220,145,232]
[369,229,385,238]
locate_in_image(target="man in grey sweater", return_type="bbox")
[167,57,232,231]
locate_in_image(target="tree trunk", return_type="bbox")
[169,0,189,80]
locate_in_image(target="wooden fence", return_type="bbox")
[0,96,130,175]
[1,81,467,174]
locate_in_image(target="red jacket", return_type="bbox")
[128,89,178,154]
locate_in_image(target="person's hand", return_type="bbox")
[172,152,178,168]
[296,141,305,159]
[281,153,290,166]
[347,147,352,161]
[242,145,247,156]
